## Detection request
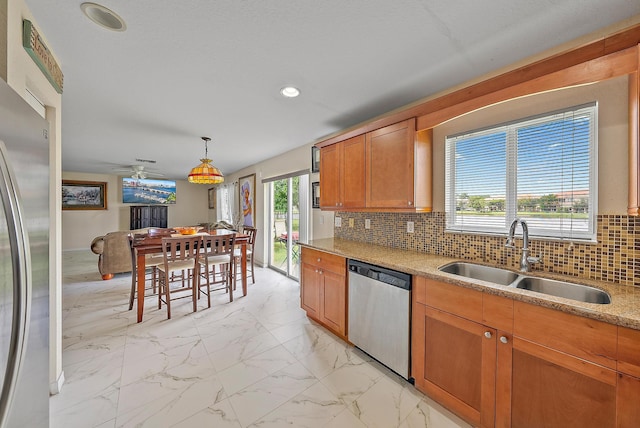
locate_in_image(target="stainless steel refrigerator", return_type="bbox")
[0,78,50,427]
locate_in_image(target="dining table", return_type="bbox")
[131,228,249,322]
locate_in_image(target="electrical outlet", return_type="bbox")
[407,221,414,233]
[335,217,342,227]
[319,215,324,225]
[349,218,354,228]
[365,219,371,229]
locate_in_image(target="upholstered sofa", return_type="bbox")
[90,229,149,280]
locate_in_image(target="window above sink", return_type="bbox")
[444,102,597,242]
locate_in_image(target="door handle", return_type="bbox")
[0,141,32,428]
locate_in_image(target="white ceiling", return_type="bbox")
[23,1,640,181]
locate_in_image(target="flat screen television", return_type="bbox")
[122,178,176,204]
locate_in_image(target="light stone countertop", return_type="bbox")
[301,238,640,331]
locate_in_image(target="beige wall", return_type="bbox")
[222,143,335,266]
[433,76,628,215]
[62,171,211,250]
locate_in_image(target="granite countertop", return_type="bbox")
[300,238,640,330]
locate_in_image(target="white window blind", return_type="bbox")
[445,103,597,241]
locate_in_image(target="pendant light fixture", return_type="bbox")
[188,137,224,184]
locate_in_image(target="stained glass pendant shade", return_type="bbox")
[188,136,224,184]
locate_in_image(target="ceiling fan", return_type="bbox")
[112,165,164,179]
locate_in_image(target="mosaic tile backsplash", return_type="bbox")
[334,212,640,287]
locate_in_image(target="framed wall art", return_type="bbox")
[208,187,216,209]
[62,180,107,210]
[239,173,256,227]
[311,146,320,173]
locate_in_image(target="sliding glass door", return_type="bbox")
[267,172,309,279]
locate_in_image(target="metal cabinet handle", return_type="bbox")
[408,201,413,206]
[500,336,508,344]
[484,332,492,339]
[317,258,321,262]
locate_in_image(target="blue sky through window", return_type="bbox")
[454,116,590,199]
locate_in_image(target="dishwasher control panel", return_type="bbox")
[348,259,411,290]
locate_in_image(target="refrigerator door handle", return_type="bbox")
[0,141,32,428]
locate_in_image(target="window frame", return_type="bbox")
[445,102,598,242]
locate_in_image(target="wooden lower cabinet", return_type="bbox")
[300,262,321,319]
[299,247,347,338]
[506,337,617,428]
[413,276,635,428]
[617,373,640,428]
[412,303,496,427]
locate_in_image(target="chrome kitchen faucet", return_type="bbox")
[505,219,542,272]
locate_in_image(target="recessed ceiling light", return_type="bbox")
[280,86,300,98]
[81,2,126,32]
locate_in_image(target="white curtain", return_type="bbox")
[217,182,238,226]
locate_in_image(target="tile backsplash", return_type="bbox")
[334,212,640,287]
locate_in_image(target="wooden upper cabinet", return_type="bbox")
[366,119,431,210]
[342,135,366,208]
[319,135,365,210]
[366,119,415,208]
[318,118,431,212]
[319,143,342,209]
[366,118,431,210]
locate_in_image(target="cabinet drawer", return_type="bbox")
[513,301,617,369]
[417,277,483,323]
[618,326,640,377]
[301,247,345,275]
[482,293,513,332]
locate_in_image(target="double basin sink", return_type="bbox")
[438,262,611,304]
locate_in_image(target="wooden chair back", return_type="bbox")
[161,235,202,268]
[201,233,236,260]
[241,226,257,249]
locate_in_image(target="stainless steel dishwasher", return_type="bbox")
[348,259,412,380]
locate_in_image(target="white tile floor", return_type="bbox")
[52,250,471,428]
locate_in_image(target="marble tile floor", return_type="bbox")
[52,250,471,428]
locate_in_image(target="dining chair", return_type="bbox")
[157,235,202,319]
[128,233,165,310]
[197,233,236,304]
[234,226,257,285]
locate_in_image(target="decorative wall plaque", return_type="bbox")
[22,19,64,94]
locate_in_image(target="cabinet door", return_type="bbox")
[300,263,321,319]
[320,144,342,209]
[366,119,416,208]
[412,304,496,427]
[157,206,168,227]
[341,135,365,208]
[319,270,346,336]
[617,373,640,428]
[150,206,168,227]
[508,337,616,428]
[130,206,139,229]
